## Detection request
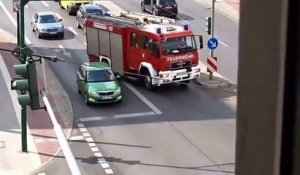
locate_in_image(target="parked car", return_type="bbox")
[31,11,64,38]
[76,4,106,32]
[141,0,178,18]
[77,62,122,104]
[58,0,90,15]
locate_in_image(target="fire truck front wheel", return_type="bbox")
[144,73,155,90]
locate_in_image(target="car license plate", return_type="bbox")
[50,32,56,34]
[102,96,112,100]
[177,72,187,76]
[165,6,172,9]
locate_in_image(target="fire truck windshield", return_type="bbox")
[161,35,197,55]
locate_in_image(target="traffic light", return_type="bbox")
[11,59,40,109]
[206,17,212,35]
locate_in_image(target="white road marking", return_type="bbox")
[219,40,229,47]
[0,54,42,167]
[114,111,156,118]
[94,152,103,157]
[98,158,106,163]
[77,123,84,128]
[69,135,84,141]
[88,143,96,147]
[38,173,46,175]
[41,1,49,7]
[105,169,114,174]
[101,163,110,169]
[91,147,99,152]
[55,13,63,20]
[80,116,107,122]
[79,127,87,132]
[0,1,31,44]
[85,137,94,142]
[77,123,114,174]
[80,111,156,122]
[124,82,163,114]
[68,26,78,35]
[82,132,91,137]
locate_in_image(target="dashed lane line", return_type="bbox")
[41,1,49,7]
[77,123,114,174]
[68,26,78,35]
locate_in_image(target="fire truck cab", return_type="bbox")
[85,12,203,89]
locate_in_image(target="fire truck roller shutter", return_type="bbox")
[98,30,111,58]
[110,33,124,75]
[86,27,100,56]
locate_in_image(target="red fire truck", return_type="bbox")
[85,12,203,89]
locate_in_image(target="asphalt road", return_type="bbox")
[0,0,237,174]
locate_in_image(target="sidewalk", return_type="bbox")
[0,28,73,174]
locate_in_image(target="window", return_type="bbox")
[38,15,57,23]
[160,35,197,55]
[87,70,115,82]
[130,32,139,48]
[140,35,149,49]
[150,40,159,57]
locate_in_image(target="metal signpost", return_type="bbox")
[210,0,216,80]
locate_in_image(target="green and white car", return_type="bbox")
[77,62,122,104]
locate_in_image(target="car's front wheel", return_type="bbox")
[84,93,90,105]
[36,30,41,38]
[76,19,81,29]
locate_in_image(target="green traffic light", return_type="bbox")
[17,93,31,106]
[13,64,28,77]
[11,79,29,91]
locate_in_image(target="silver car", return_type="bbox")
[31,11,64,38]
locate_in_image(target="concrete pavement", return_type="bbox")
[0,27,73,174]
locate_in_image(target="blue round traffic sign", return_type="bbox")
[207,37,219,50]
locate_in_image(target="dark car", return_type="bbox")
[141,0,178,18]
[76,4,106,32]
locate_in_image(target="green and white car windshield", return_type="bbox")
[87,70,115,82]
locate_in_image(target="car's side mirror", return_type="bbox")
[116,74,121,79]
[58,19,62,22]
[77,72,85,81]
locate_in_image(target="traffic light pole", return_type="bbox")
[19,0,29,152]
[209,0,215,80]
